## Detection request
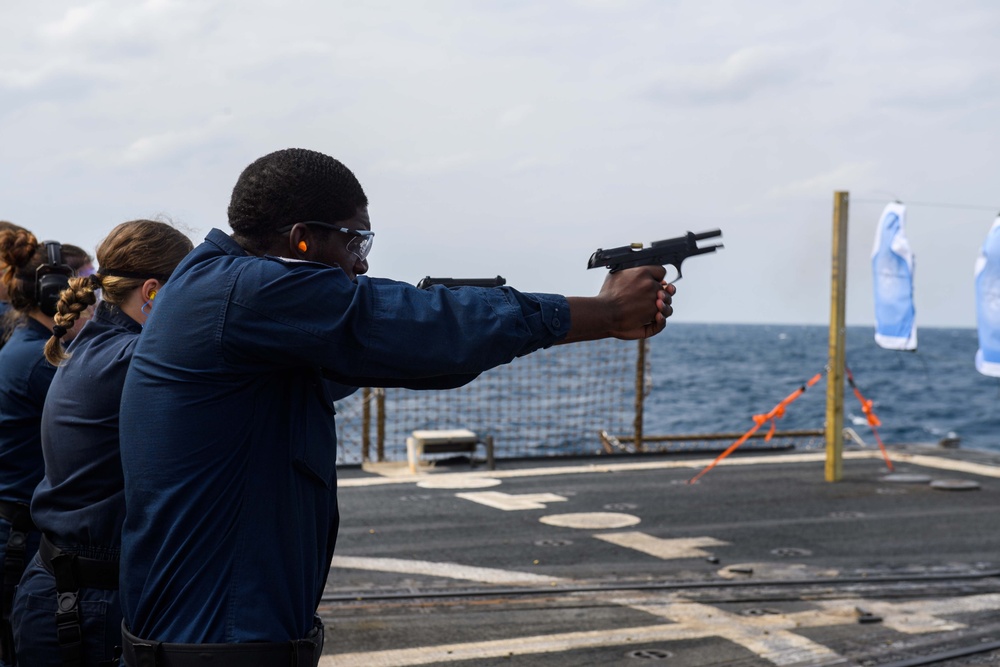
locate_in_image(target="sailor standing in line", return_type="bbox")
[0,229,91,666]
[10,220,193,666]
[116,147,675,665]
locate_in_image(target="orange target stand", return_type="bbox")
[687,367,894,485]
[688,373,823,485]
[690,192,895,485]
[846,365,893,472]
[686,188,896,486]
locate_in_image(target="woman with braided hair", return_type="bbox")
[0,221,28,350]
[10,219,192,666]
[0,228,90,666]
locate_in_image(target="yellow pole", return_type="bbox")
[825,191,849,482]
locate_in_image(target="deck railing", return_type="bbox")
[333,339,823,465]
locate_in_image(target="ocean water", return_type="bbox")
[332,322,999,463]
[645,323,999,452]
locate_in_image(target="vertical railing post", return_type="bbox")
[825,191,849,482]
[634,338,647,452]
[361,387,371,462]
[376,388,386,462]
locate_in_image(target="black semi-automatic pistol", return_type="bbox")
[416,276,507,290]
[587,229,723,279]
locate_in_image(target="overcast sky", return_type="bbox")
[2,0,998,327]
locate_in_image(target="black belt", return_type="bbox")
[0,500,34,530]
[38,534,120,590]
[38,534,121,667]
[0,501,35,614]
[121,619,324,667]
[0,499,37,664]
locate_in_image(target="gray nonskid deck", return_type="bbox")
[321,447,1000,666]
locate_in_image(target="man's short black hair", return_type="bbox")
[228,148,369,252]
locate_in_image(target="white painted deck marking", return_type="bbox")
[326,556,1000,666]
[595,531,729,560]
[324,593,1000,666]
[416,476,501,489]
[454,491,567,510]
[715,561,840,580]
[331,556,568,586]
[539,512,641,529]
[323,623,721,667]
[332,450,1000,663]
[623,597,842,666]
[338,451,892,487]
[892,453,1000,479]
[323,597,848,667]
[808,593,1000,633]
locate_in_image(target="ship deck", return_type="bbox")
[320,445,1000,666]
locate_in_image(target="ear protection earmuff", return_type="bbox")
[298,241,308,252]
[35,241,73,317]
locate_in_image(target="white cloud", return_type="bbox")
[508,155,564,173]
[766,162,878,201]
[370,153,484,177]
[498,104,534,128]
[644,44,815,106]
[40,4,102,39]
[0,64,56,89]
[120,112,234,165]
[1,0,999,326]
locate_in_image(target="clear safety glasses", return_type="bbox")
[278,221,375,260]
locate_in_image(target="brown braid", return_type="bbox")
[1,229,92,345]
[0,229,41,309]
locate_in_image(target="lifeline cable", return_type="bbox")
[845,365,894,471]
[688,373,824,484]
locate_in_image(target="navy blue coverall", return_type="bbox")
[118,229,569,649]
[0,319,53,664]
[11,302,141,664]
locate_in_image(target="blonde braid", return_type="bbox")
[44,275,99,366]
